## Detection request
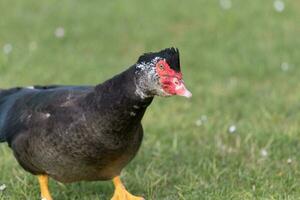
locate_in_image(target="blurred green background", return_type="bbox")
[1,0,300,199]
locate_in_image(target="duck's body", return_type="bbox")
[0,48,191,200]
[0,67,152,183]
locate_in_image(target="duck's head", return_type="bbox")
[135,47,192,99]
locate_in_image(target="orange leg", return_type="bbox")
[38,175,53,200]
[111,176,144,200]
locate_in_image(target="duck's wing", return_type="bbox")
[0,85,93,143]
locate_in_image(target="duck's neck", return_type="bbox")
[85,66,153,132]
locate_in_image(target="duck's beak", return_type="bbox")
[175,80,192,98]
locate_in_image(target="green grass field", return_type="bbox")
[1,0,300,199]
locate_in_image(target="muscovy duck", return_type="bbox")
[0,47,191,200]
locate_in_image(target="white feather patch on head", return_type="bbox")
[135,56,161,72]
[135,57,162,99]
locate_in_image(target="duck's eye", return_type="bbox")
[159,64,164,70]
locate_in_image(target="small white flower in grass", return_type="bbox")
[274,0,285,12]
[220,0,232,10]
[201,115,207,122]
[195,115,208,126]
[55,27,65,38]
[260,149,268,157]
[287,158,292,164]
[0,184,6,191]
[3,43,13,55]
[195,119,202,126]
[281,62,289,71]
[228,125,236,133]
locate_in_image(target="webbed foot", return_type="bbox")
[111,176,144,200]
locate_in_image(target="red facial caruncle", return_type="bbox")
[155,60,192,98]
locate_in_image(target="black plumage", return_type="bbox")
[0,65,153,183]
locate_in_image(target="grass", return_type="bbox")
[1,0,300,199]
